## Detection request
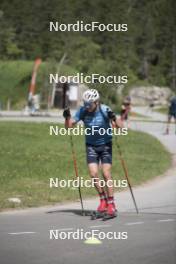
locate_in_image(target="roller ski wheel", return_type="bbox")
[102,211,117,221]
[90,211,105,220]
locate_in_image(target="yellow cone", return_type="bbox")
[84,237,102,245]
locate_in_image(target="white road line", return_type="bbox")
[8,232,36,235]
[157,219,175,223]
[56,228,74,231]
[125,221,144,226]
[8,218,175,236]
[89,225,111,229]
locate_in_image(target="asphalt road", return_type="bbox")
[0,211,175,264]
[0,109,176,264]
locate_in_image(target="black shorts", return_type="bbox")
[86,142,112,164]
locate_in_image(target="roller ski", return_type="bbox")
[102,211,117,221]
[102,202,117,221]
[90,211,105,220]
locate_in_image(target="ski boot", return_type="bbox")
[102,202,117,221]
[90,199,107,220]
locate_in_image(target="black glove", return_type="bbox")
[107,109,116,121]
[63,108,71,119]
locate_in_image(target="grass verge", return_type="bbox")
[0,122,171,210]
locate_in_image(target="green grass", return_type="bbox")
[0,122,171,210]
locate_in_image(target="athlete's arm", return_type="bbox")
[114,117,123,128]
[65,118,77,128]
[63,108,79,128]
[107,109,123,128]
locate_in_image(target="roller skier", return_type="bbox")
[63,89,122,220]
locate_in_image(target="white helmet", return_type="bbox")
[82,89,100,103]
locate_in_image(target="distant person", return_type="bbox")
[28,94,40,116]
[165,96,176,134]
[120,96,131,127]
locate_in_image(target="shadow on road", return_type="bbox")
[46,208,92,216]
[46,206,176,217]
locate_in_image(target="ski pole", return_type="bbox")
[114,137,139,214]
[69,133,85,216]
[110,118,139,214]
